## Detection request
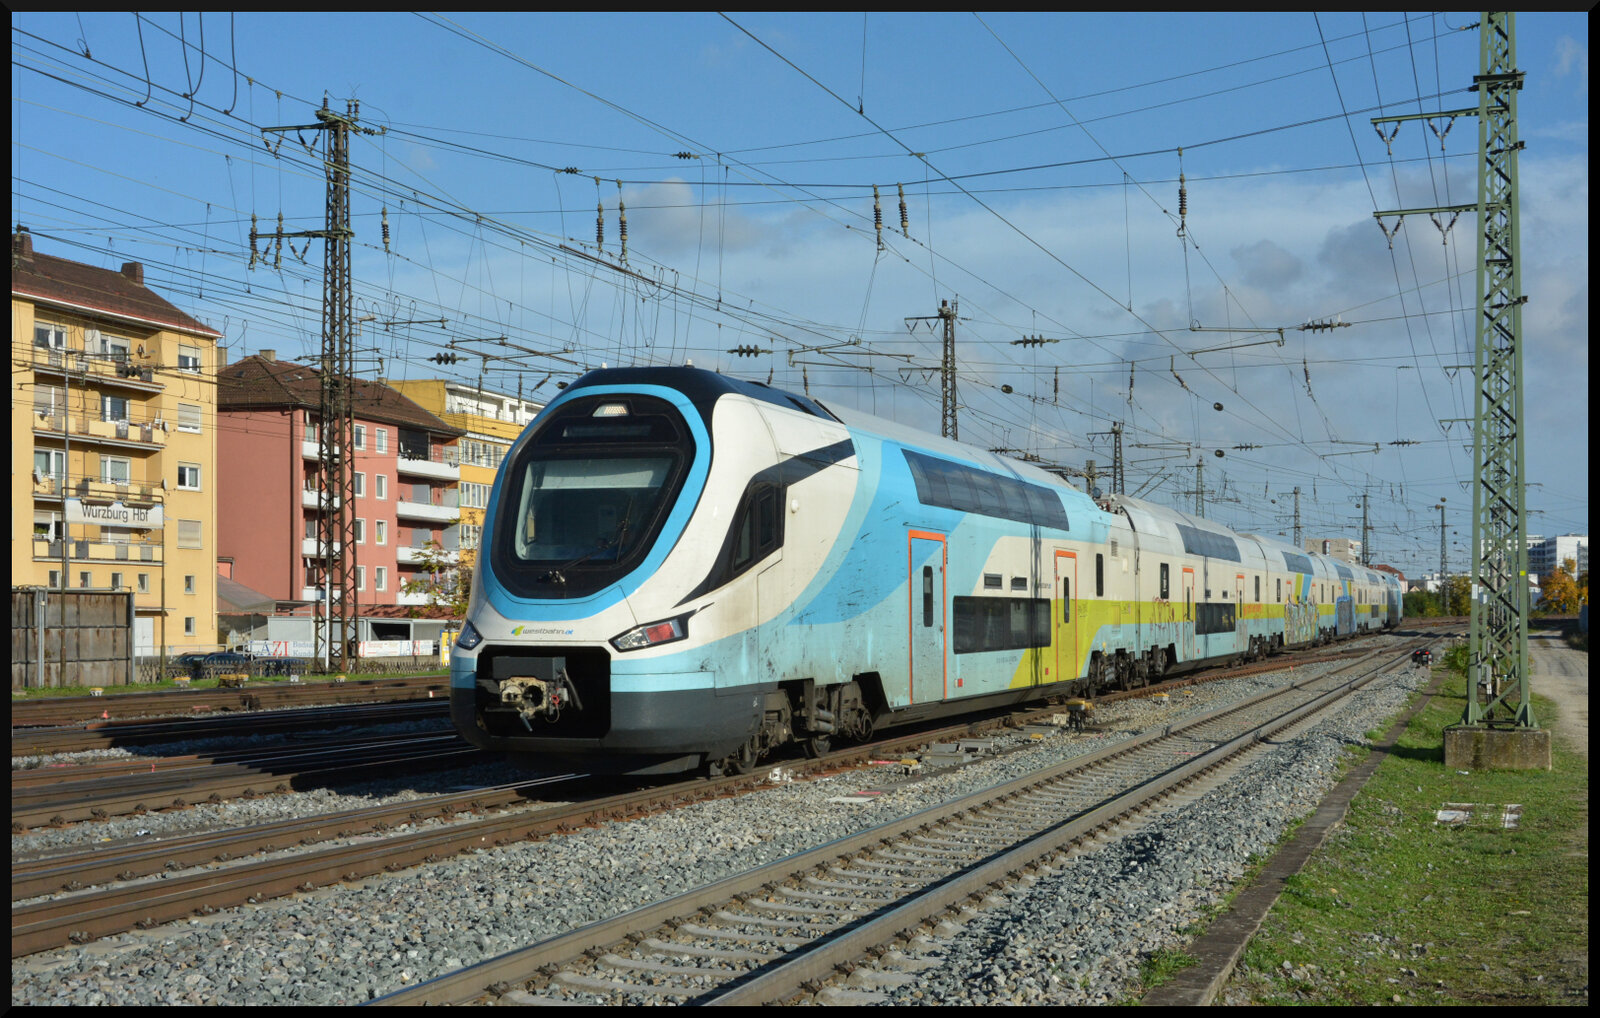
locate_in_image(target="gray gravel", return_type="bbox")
[9,656,1422,1006]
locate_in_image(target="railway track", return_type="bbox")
[10,674,448,729]
[9,630,1418,962]
[368,639,1424,1005]
[11,729,478,830]
[12,698,449,756]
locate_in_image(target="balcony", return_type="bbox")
[28,348,164,393]
[395,449,459,481]
[33,413,169,453]
[302,440,344,460]
[397,543,457,565]
[34,539,162,563]
[396,499,458,523]
[301,538,344,558]
[34,476,164,515]
[301,488,343,510]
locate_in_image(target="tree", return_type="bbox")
[1442,574,1471,617]
[1538,556,1587,614]
[400,539,473,619]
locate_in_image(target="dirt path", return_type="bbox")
[1529,630,1588,760]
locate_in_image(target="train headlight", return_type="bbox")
[610,613,690,652]
[456,619,485,651]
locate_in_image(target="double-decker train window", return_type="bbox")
[1062,578,1071,622]
[952,597,1050,654]
[1160,563,1169,600]
[922,566,934,627]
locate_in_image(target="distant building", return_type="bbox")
[383,378,543,558]
[216,352,465,609]
[1527,534,1587,583]
[12,228,224,657]
[1306,537,1362,565]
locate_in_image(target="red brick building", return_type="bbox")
[216,352,464,608]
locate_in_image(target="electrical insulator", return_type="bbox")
[617,180,628,263]
[595,177,604,251]
[431,353,458,365]
[381,206,390,253]
[1178,173,1187,219]
[726,345,767,357]
[898,184,909,237]
[873,185,883,251]
[1213,402,1224,411]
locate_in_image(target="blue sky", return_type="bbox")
[12,12,1589,577]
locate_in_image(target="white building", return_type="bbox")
[1528,534,1587,583]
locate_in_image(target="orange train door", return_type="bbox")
[1236,572,1247,654]
[1182,566,1196,660]
[907,531,946,704]
[1054,550,1078,681]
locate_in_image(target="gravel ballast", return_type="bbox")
[9,658,1425,1006]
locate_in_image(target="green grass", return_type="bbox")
[1224,664,1590,1005]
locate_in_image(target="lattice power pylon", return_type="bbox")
[1463,14,1532,727]
[1373,13,1533,729]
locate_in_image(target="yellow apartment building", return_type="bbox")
[12,228,224,658]
[384,378,543,565]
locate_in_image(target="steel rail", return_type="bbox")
[368,642,1418,1005]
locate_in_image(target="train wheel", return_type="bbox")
[729,737,759,775]
[802,734,832,758]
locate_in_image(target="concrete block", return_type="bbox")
[1443,725,1553,771]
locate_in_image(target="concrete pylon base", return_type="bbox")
[1443,724,1552,770]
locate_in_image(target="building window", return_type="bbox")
[101,395,130,423]
[375,428,387,453]
[177,463,202,490]
[33,384,63,416]
[356,565,366,591]
[461,481,490,509]
[178,345,201,372]
[178,519,203,549]
[34,449,66,480]
[184,617,196,636]
[98,333,131,362]
[355,518,366,544]
[138,573,149,593]
[178,403,202,433]
[375,474,387,500]
[48,570,61,589]
[80,571,92,589]
[459,524,480,550]
[35,323,67,350]
[354,425,366,450]
[185,575,196,594]
[101,457,132,485]
[375,520,386,545]
[375,567,387,591]
[305,518,318,540]
[110,572,123,590]
[354,472,365,497]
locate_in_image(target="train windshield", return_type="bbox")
[492,394,695,598]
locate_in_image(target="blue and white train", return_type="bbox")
[451,367,1402,774]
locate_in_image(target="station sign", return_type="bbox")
[66,498,163,529]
